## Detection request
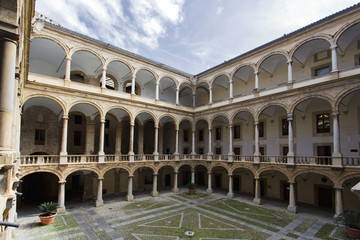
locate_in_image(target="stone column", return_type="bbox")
[154,125,159,160]
[334,187,344,217]
[208,128,212,155]
[229,80,233,99]
[101,67,107,88]
[191,130,196,154]
[287,112,295,164]
[287,60,293,83]
[159,126,163,154]
[332,111,342,167]
[85,117,95,154]
[175,127,179,155]
[126,176,134,201]
[65,57,71,81]
[287,182,297,213]
[172,171,179,193]
[207,172,213,193]
[192,93,196,108]
[60,115,69,164]
[176,87,179,105]
[227,175,234,198]
[115,122,122,155]
[331,45,338,72]
[131,74,136,95]
[228,124,234,161]
[253,177,262,205]
[155,82,159,100]
[254,71,259,90]
[138,125,144,154]
[191,169,195,184]
[151,174,158,196]
[57,182,66,213]
[129,122,135,161]
[98,119,105,155]
[209,87,213,105]
[95,178,104,207]
[254,121,260,163]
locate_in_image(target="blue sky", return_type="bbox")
[35,0,360,74]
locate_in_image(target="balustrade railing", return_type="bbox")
[20,155,59,164]
[342,157,360,166]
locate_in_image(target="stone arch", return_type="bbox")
[194,117,210,129]
[62,167,101,181]
[20,169,62,182]
[122,79,141,95]
[30,35,69,55]
[70,47,105,66]
[105,58,134,74]
[158,113,178,126]
[291,169,335,183]
[70,70,89,84]
[229,165,257,177]
[230,64,256,80]
[289,94,334,113]
[258,167,290,181]
[335,86,360,110]
[338,173,360,188]
[179,116,195,130]
[210,113,230,125]
[132,165,157,175]
[209,73,231,86]
[256,51,290,67]
[333,18,360,45]
[195,80,210,90]
[157,163,176,173]
[96,73,119,90]
[68,100,104,119]
[159,75,179,87]
[134,110,157,124]
[176,162,194,172]
[134,66,159,80]
[289,35,332,59]
[104,106,133,122]
[193,162,210,172]
[209,163,230,173]
[256,103,290,120]
[23,94,67,115]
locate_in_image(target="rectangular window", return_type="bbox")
[233,147,241,155]
[183,148,188,154]
[34,129,45,145]
[199,129,204,142]
[198,148,204,154]
[234,125,240,139]
[314,66,330,76]
[105,134,109,147]
[74,115,82,124]
[184,130,188,142]
[282,118,289,136]
[259,146,265,155]
[259,121,264,138]
[216,127,221,140]
[105,119,110,128]
[316,113,330,133]
[74,131,81,146]
[215,148,222,155]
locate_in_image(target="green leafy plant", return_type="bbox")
[337,211,360,229]
[39,202,59,216]
[186,183,196,190]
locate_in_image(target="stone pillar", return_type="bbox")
[287,60,293,83]
[175,127,179,154]
[331,45,338,72]
[253,177,262,205]
[207,172,213,193]
[65,57,71,81]
[57,182,66,213]
[191,130,196,154]
[191,169,195,184]
[192,93,196,108]
[155,82,159,100]
[131,74,136,95]
[229,80,233,99]
[176,88,179,105]
[334,187,344,217]
[101,67,107,88]
[60,116,69,155]
[159,126,163,154]
[98,119,105,155]
[228,125,234,161]
[154,125,159,161]
[254,71,259,90]
[254,121,260,163]
[172,171,179,193]
[115,122,122,155]
[151,174,158,196]
[126,176,134,201]
[209,87,213,105]
[332,111,342,167]
[85,118,95,154]
[227,175,234,198]
[208,128,212,155]
[287,113,295,164]
[138,125,144,154]
[129,122,135,161]
[287,182,297,213]
[95,178,104,207]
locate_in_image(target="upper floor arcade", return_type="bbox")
[27,5,360,111]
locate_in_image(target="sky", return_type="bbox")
[35,0,360,75]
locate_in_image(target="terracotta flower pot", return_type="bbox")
[39,212,57,225]
[188,189,196,195]
[345,226,360,239]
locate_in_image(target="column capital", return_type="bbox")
[287,112,294,121]
[330,44,338,50]
[100,119,106,123]
[153,173,158,176]
[209,87,212,91]
[288,181,295,184]
[98,177,104,180]
[229,80,233,83]
[287,60,293,64]
[66,56,72,61]
[58,181,67,184]
[254,71,259,75]
[128,175,134,178]
[332,110,339,116]
[228,124,233,128]
[102,67,107,71]
[63,115,69,120]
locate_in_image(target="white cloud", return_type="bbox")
[216,7,223,15]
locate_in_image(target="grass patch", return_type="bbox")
[294,218,316,233]
[96,231,112,240]
[333,227,351,239]
[179,192,209,200]
[314,223,336,239]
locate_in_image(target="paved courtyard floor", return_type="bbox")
[14,190,350,240]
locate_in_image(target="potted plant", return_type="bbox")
[186,183,196,195]
[39,202,59,225]
[337,211,360,239]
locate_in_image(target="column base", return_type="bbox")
[207,188,213,194]
[287,205,297,213]
[332,152,343,167]
[57,206,66,214]
[151,190,158,197]
[227,192,234,198]
[95,199,104,207]
[126,194,134,202]
[172,187,179,193]
[253,197,262,205]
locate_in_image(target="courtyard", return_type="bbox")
[13,190,350,240]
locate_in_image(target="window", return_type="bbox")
[34,129,45,145]
[199,129,204,142]
[314,65,330,76]
[215,148,222,155]
[74,115,82,124]
[282,118,289,136]
[216,127,221,140]
[74,131,81,146]
[259,121,264,138]
[105,119,110,128]
[234,125,240,139]
[259,146,265,155]
[184,130,188,142]
[314,50,330,62]
[183,148,188,154]
[316,113,330,133]
[105,134,109,147]
[198,148,204,154]
[233,147,241,155]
